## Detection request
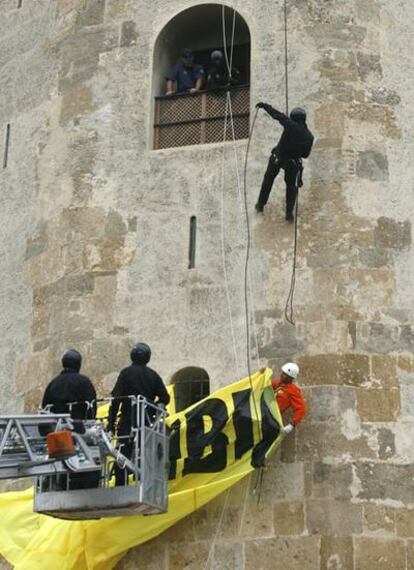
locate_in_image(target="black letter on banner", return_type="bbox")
[232,389,254,459]
[251,393,280,468]
[183,398,229,475]
[168,418,181,479]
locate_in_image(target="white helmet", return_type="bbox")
[281,362,299,379]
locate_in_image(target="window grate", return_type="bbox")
[154,86,250,150]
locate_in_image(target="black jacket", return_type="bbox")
[109,363,170,430]
[40,368,97,436]
[262,104,314,160]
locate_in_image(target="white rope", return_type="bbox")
[222,5,261,365]
[220,90,243,379]
[203,489,230,570]
[226,94,260,363]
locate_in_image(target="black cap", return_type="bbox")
[181,48,193,59]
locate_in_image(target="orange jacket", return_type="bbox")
[271,379,306,426]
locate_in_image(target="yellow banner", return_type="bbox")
[0,369,282,570]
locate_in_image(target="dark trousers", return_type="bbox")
[257,154,301,214]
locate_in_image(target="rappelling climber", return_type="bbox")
[272,362,306,433]
[40,349,99,489]
[254,103,314,221]
[108,342,170,486]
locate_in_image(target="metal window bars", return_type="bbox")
[153,85,250,149]
[0,396,169,520]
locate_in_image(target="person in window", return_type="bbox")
[255,103,314,221]
[166,48,205,95]
[207,50,241,91]
[40,349,99,489]
[108,342,170,486]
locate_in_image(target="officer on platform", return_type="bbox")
[108,342,170,486]
[255,103,314,221]
[40,349,99,489]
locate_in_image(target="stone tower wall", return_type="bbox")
[0,0,413,568]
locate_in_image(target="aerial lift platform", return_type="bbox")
[0,397,169,520]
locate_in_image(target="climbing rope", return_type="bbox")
[221,5,261,428]
[220,92,243,380]
[282,0,300,326]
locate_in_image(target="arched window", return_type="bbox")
[152,4,250,150]
[170,367,210,412]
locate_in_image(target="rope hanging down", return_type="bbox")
[282,0,300,326]
[221,6,261,427]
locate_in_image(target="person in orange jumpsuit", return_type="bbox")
[272,362,306,434]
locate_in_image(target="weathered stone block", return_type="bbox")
[374,217,411,250]
[312,462,353,499]
[408,541,414,570]
[212,542,244,570]
[76,0,106,28]
[356,52,382,80]
[356,151,388,181]
[320,536,354,570]
[356,322,400,353]
[25,222,49,260]
[377,428,396,460]
[354,537,405,570]
[306,499,362,535]
[311,386,356,422]
[117,539,166,569]
[358,247,392,268]
[363,504,395,534]
[296,423,376,462]
[396,509,414,538]
[105,210,128,237]
[355,463,414,505]
[245,537,320,570]
[400,325,414,352]
[168,541,210,570]
[273,501,304,535]
[299,354,369,387]
[357,388,400,422]
[60,85,95,125]
[371,355,399,388]
[120,21,138,47]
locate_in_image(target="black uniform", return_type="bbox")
[109,361,170,486]
[207,61,240,91]
[41,367,98,489]
[257,104,314,216]
[42,368,97,424]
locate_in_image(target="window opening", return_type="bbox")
[3,124,10,169]
[171,367,210,412]
[17,0,23,8]
[152,4,251,150]
[189,216,197,269]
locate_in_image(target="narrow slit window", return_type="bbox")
[17,0,23,7]
[3,124,10,169]
[189,216,197,269]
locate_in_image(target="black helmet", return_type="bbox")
[290,107,307,122]
[211,50,224,62]
[62,349,82,372]
[130,342,151,365]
